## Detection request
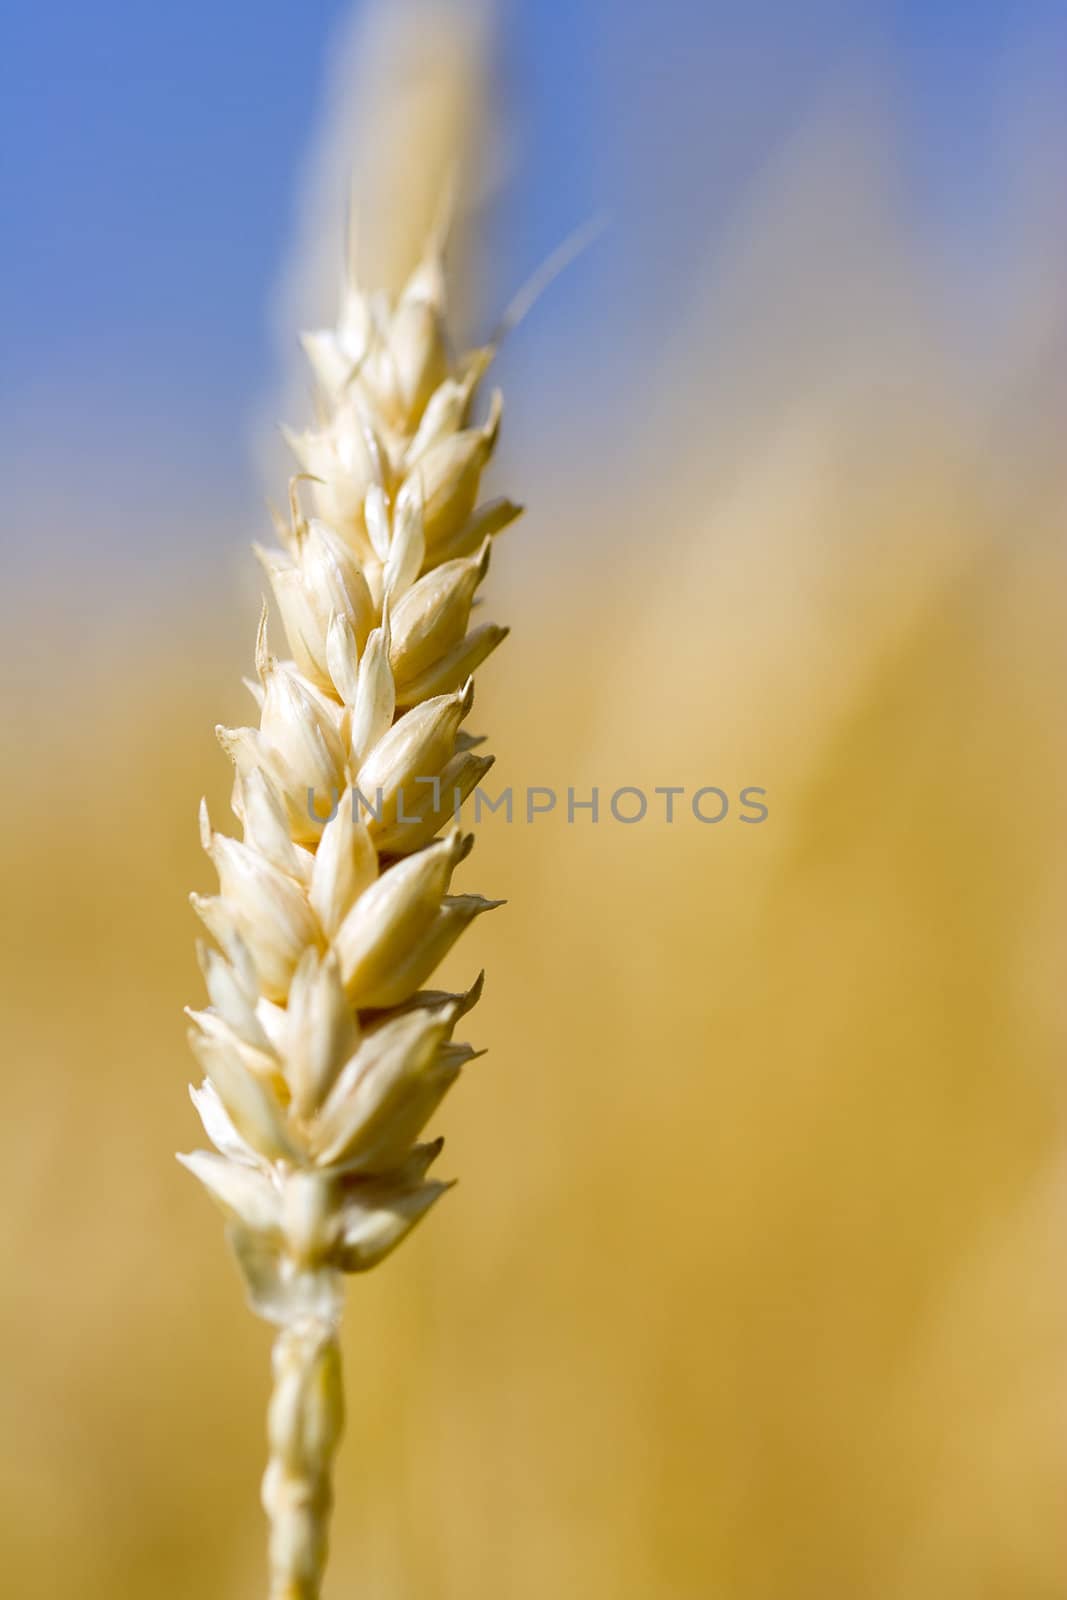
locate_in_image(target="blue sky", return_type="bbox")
[3,0,1064,574]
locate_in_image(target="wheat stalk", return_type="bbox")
[179,210,520,1598]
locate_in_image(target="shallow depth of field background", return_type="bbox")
[3,1,1067,1596]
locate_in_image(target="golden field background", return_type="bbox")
[2,8,1067,1596]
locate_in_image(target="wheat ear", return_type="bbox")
[180,215,520,1599]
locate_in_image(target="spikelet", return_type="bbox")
[180,215,519,1599]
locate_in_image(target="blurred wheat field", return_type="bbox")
[3,19,1067,1600]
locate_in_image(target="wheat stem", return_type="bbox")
[263,1314,344,1599]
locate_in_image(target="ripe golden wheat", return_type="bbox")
[179,215,520,1599]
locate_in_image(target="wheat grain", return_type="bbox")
[179,215,519,1599]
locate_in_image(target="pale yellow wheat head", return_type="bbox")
[180,209,518,1599]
